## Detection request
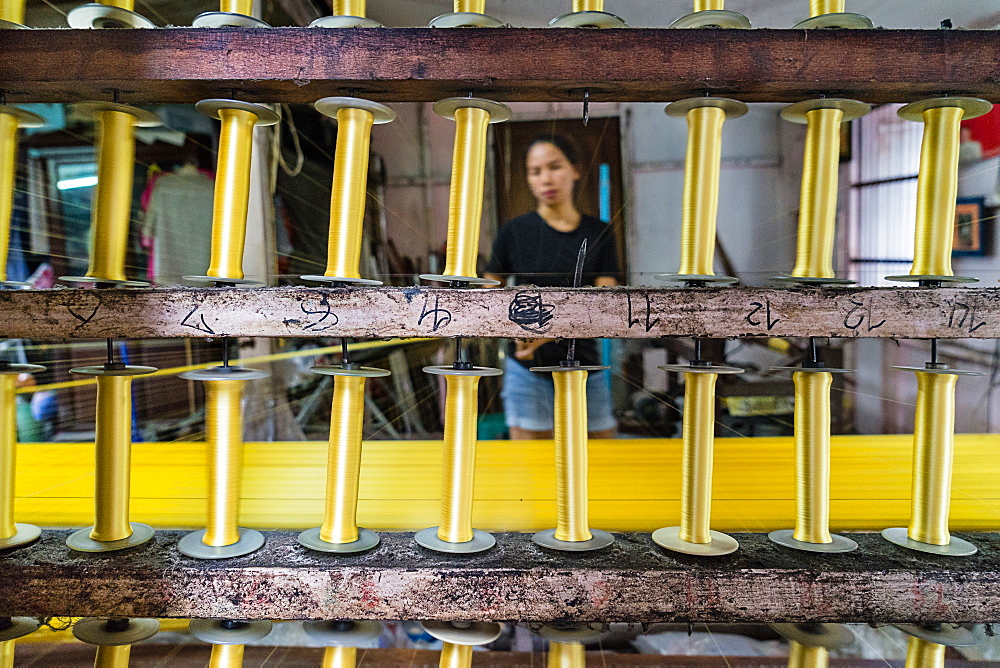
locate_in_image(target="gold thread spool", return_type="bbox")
[87,110,136,283]
[208,108,258,281]
[220,0,252,15]
[440,642,472,668]
[94,644,131,668]
[91,375,135,542]
[908,371,957,546]
[0,639,12,667]
[573,0,602,11]
[788,641,827,668]
[325,108,374,281]
[455,0,485,13]
[320,375,366,544]
[204,379,246,547]
[0,112,18,283]
[693,0,724,11]
[333,0,365,15]
[322,646,356,668]
[438,374,480,543]
[678,106,725,277]
[548,641,584,668]
[905,636,944,668]
[792,371,833,544]
[0,0,24,24]
[210,643,244,668]
[443,106,489,279]
[0,375,17,540]
[809,0,843,15]
[553,369,592,543]
[910,106,963,279]
[792,108,843,279]
[101,0,134,9]
[679,372,717,543]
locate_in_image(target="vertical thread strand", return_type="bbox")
[207,108,257,281]
[204,380,246,547]
[0,113,19,283]
[438,375,480,543]
[680,372,718,544]
[320,375,366,543]
[87,110,135,283]
[678,106,725,276]
[792,108,843,279]
[91,375,134,542]
[0,375,17,539]
[443,106,490,279]
[908,371,957,546]
[325,107,374,280]
[792,372,834,544]
[553,370,592,542]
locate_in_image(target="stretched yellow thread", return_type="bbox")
[333,0,365,16]
[325,107,374,281]
[553,370,592,542]
[204,379,246,547]
[91,375,134,542]
[322,646,356,668]
[443,106,490,279]
[0,640,13,668]
[548,642,584,668]
[809,0,843,16]
[0,113,18,283]
[440,642,472,668]
[87,110,135,283]
[792,372,833,544]
[909,371,957,546]
[320,375,366,544]
[220,0,252,15]
[694,0,724,11]
[100,0,134,10]
[905,636,944,668]
[678,106,725,276]
[438,375,480,543]
[911,106,964,278]
[94,644,131,668]
[210,644,244,668]
[0,0,24,24]
[0,375,17,540]
[455,0,485,13]
[573,0,602,11]
[208,108,258,281]
[788,641,827,668]
[792,107,843,279]
[680,372,718,544]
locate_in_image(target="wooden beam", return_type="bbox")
[2,530,999,623]
[1,28,998,104]
[0,286,997,340]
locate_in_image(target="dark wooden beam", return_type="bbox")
[0,286,997,340]
[1,28,998,104]
[2,530,999,623]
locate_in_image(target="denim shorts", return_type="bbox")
[500,356,617,433]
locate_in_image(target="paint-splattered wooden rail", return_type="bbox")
[0,286,997,340]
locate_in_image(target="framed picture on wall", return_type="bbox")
[953,197,986,256]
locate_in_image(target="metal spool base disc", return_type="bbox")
[771,623,855,649]
[67,4,155,29]
[530,364,609,373]
[897,97,993,123]
[548,11,627,28]
[60,276,150,288]
[0,280,31,288]
[70,365,157,378]
[655,273,740,285]
[670,10,751,29]
[190,619,273,645]
[0,523,42,550]
[300,274,383,286]
[178,528,265,560]
[793,13,873,29]
[192,12,270,28]
[881,527,978,557]
[781,98,871,124]
[771,275,855,286]
[179,366,271,382]
[73,618,159,646]
[313,97,396,124]
[415,527,496,554]
[532,528,615,552]
[652,526,739,556]
[195,99,280,126]
[303,620,382,646]
[894,624,975,648]
[771,366,854,374]
[885,274,978,285]
[891,365,984,377]
[311,365,391,378]
[72,101,162,127]
[298,527,380,554]
[309,16,382,28]
[429,12,504,28]
[665,98,748,120]
[660,363,744,375]
[66,523,154,553]
[432,98,513,123]
[536,624,604,644]
[182,275,265,286]
[424,365,503,378]
[419,273,501,286]
[421,621,502,645]
[0,363,45,375]
[767,530,858,553]
[0,617,39,642]
[0,106,45,128]
[0,19,27,28]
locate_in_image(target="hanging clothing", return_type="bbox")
[140,165,214,285]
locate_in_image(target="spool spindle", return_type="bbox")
[793,0,873,28]
[420,98,510,286]
[67,0,155,29]
[671,0,751,28]
[185,100,279,286]
[61,103,161,287]
[549,0,626,28]
[657,98,747,286]
[886,98,991,286]
[0,0,25,27]
[895,624,975,668]
[190,619,273,668]
[654,350,743,556]
[301,98,395,285]
[771,623,855,668]
[430,0,503,27]
[422,622,502,668]
[193,0,269,28]
[536,625,603,668]
[303,620,382,668]
[774,100,869,285]
[66,356,157,553]
[0,617,39,668]
[310,0,381,27]
[73,617,159,668]
[0,106,43,286]
[178,356,270,559]
[0,362,44,550]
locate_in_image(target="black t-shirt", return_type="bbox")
[485,211,621,368]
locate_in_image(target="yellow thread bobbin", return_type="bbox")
[299,363,390,554]
[531,363,614,552]
[654,354,743,556]
[549,0,627,28]
[421,98,510,285]
[72,618,160,668]
[67,0,156,28]
[417,361,502,553]
[671,0,751,28]
[0,362,43,551]
[430,0,503,27]
[895,624,975,668]
[302,98,395,285]
[0,0,25,26]
[771,623,855,668]
[310,0,382,27]
[66,360,157,553]
[185,100,279,286]
[886,98,991,286]
[775,99,869,285]
[536,625,603,668]
[793,0,873,28]
[0,617,39,666]
[178,362,270,559]
[193,0,269,27]
[0,107,43,285]
[657,98,747,285]
[303,620,382,668]
[190,620,273,668]
[422,622,502,668]
[61,103,161,287]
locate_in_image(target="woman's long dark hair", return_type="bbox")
[527,134,581,167]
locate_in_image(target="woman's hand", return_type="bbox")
[514,338,553,360]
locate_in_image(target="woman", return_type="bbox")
[485,135,620,440]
